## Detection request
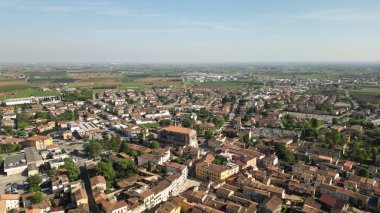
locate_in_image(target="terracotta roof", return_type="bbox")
[259,196,282,212]
[0,200,5,213]
[90,176,106,186]
[156,201,180,213]
[26,135,51,141]
[303,197,321,210]
[74,188,88,201]
[102,200,127,212]
[0,194,20,200]
[46,144,59,149]
[163,162,187,171]
[320,193,337,207]
[139,190,154,199]
[343,161,353,168]
[163,126,194,134]
[25,208,42,213]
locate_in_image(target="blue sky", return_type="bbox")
[0,0,380,63]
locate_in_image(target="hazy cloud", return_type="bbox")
[291,8,380,23]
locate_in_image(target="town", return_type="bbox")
[0,64,379,213]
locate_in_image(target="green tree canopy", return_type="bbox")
[151,141,160,149]
[212,158,222,165]
[205,130,214,139]
[84,141,103,158]
[181,118,192,128]
[275,143,296,164]
[28,175,42,192]
[32,192,44,204]
[63,158,80,181]
[358,168,370,178]
[114,159,137,179]
[96,158,116,181]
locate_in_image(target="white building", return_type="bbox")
[0,194,20,212]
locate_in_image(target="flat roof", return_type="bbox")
[25,147,42,163]
[4,152,26,169]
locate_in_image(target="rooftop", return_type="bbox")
[163,126,195,134]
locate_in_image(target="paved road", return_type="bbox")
[216,99,240,133]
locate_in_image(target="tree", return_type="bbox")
[159,119,171,127]
[242,135,250,144]
[301,128,319,140]
[181,118,192,128]
[214,119,224,129]
[114,159,137,179]
[358,168,370,178]
[212,159,222,165]
[332,118,339,125]
[96,158,115,180]
[85,141,103,158]
[127,149,139,157]
[205,130,214,139]
[108,135,122,152]
[311,118,323,128]
[28,175,42,192]
[32,192,44,204]
[275,143,296,164]
[63,158,80,181]
[151,141,160,149]
[120,141,130,153]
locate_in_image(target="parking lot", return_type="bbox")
[0,173,27,194]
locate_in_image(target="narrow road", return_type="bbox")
[216,98,240,133]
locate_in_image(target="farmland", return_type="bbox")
[0,89,59,101]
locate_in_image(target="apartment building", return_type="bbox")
[25,135,53,150]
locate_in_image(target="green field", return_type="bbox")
[71,82,153,90]
[0,85,34,93]
[139,122,160,128]
[350,84,380,95]
[349,88,380,95]
[195,81,249,89]
[0,89,59,101]
[294,74,330,80]
[307,88,345,95]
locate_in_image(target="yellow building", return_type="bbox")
[196,162,239,181]
[26,135,53,150]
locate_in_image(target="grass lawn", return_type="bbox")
[138,122,159,128]
[0,89,59,101]
[349,88,380,95]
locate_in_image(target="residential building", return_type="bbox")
[90,176,107,193]
[26,136,53,150]
[258,196,282,213]
[0,194,20,212]
[196,161,239,181]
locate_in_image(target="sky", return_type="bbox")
[0,0,380,63]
